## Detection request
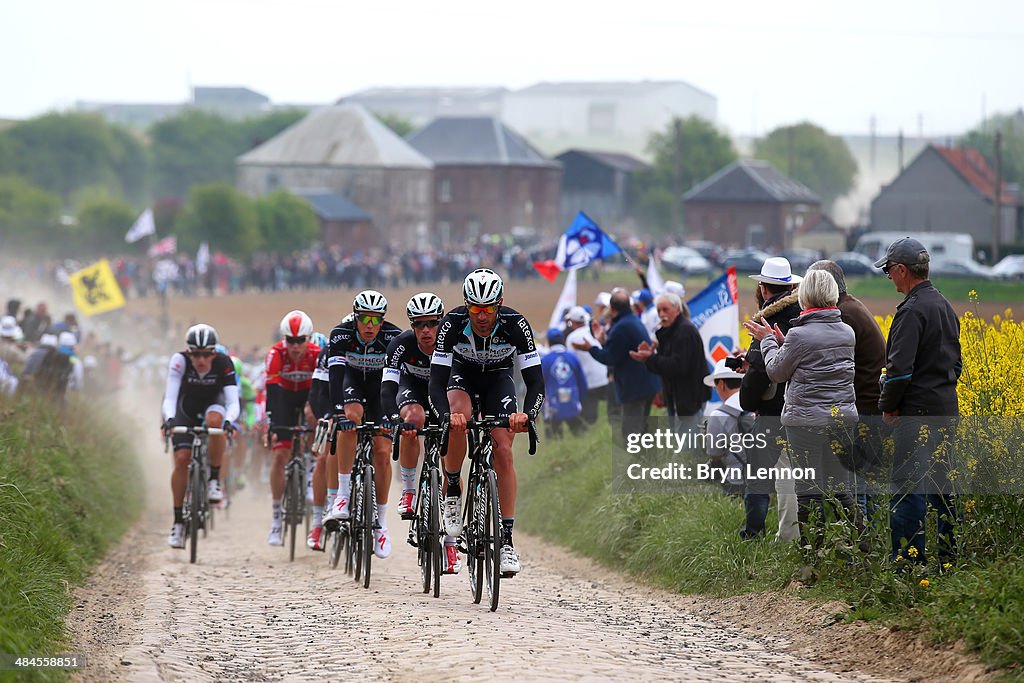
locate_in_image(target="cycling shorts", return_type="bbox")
[447,359,518,419]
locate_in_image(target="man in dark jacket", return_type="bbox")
[875,238,961,564]
[630,292,709,429]
[739,257,802,541]
[573,288,660,441]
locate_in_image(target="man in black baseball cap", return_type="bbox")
[876,236,962,566]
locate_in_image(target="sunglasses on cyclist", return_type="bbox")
[356,314,382,326]
[411,319,440,330]
[189,349,214,358]
[467,304,499,315]
[285,335,307,344]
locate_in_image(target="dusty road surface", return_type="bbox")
[68,410,889,683]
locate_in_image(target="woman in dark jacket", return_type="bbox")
[744,269,865,552]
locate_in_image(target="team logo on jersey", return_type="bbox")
[452,374,462,382]
[345,386,355,395]
[501,395,514,410]
[401,389,412,398]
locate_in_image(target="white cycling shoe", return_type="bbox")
[499,544,521,574]
[373,528,392,559]
[324,496,350,523]
[267,524,284,546]
[167,523,186,549]
[207,479,224,503]
[442,496,462,536]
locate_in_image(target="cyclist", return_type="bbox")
[428,269,544,574]
[161,324,239,549]
[305,330,331,551]
[324,291,402,559]
[381,293,456,570]
[264,310,320,546]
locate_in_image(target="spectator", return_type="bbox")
[0,315,26,376]
[875,237,961,564]
[632,288,659,336]
[738,257,802,541]
[629,292,709,431]
[540,328,587,438]
[703,359,749,498]
[573,288,660,442]
[18,333,72,401]
[563,306,610,426]
[745,269,865,553]
[807,260,887,518]
[57,331,85,394]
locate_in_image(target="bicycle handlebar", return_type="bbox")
[461,417,540,456]
[390,421,448,461]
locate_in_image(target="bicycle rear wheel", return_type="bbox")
[189,463,203,564]
[362,464,375,589]
[484,469,501,612]
[466,477,483,604]
[328,528,343,569]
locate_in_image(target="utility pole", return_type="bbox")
[672,118,683,238]
[993,130,1003,263]
[898,129,904,173]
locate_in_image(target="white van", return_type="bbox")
[853,232,975,264]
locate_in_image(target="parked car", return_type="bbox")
[783,248,822,273]
[721,248,773,274]
[661,246,713,276]
[684,240,725,267]
[831,252,882,277]
[992,255,1024,281]
[929,258,995,280]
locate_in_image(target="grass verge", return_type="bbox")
[0,395,144,683]
[516,421,1023,680]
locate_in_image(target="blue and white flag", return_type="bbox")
[687,267,740,402]
[555,211,621,270]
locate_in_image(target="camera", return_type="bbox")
[723,356,744,371]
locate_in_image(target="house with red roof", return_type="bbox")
[869,144,1021,248]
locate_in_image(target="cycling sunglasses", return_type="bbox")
[189,349,215,358]
[285,335,307,344]
[411,319,440,330]
[356,314,382,326]
[467,304,499,315]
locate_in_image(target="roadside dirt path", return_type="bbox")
[68,422,889,683]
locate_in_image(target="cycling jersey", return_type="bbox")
[162,351,240,448]
[381,328,432,417]
[328,319,402,418]
[309,345,331,419]
[264,341,320,447]
[428,305,544,420]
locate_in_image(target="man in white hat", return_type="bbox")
[738,256,802,542]
[704,359,749,497]
[563,305,610,426]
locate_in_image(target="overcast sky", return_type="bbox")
[5,0,1022,137]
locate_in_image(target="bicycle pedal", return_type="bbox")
[500,572,516,579]
[399,511,416,521]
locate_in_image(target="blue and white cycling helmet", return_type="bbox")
[310,332,328,349]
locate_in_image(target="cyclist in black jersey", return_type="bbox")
[428,269,544,575]
[160,324,239,549]
[305,331,331,551]
[381,293,460,570]
[324,291,402,559]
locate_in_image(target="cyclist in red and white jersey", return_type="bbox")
[264,310,320,546]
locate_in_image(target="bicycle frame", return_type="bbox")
[169,425,225,564]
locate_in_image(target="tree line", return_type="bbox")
[0,106,1019,255]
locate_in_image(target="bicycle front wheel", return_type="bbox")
[362,464,375,589]
[286,463,303,562]
[428,467,442,598]
[417,472,431,594]
[352,474,363,582]
[189,463,203,564]
[466,478,483,604]
[484,469,502,612]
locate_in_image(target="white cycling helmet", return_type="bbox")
[353,290,388,315]
[463,268,503,306]
[406,292,444,319]
[186,323,218,350]
[280,310,314,338]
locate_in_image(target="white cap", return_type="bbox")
[40,333,58,347]
[664,280,686,298]
[594,292,611,308]
[565,306,589,324]
[749,257,803,285]
[58,331,78,347]
[703,358,744,387]
[0,315,20,339]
